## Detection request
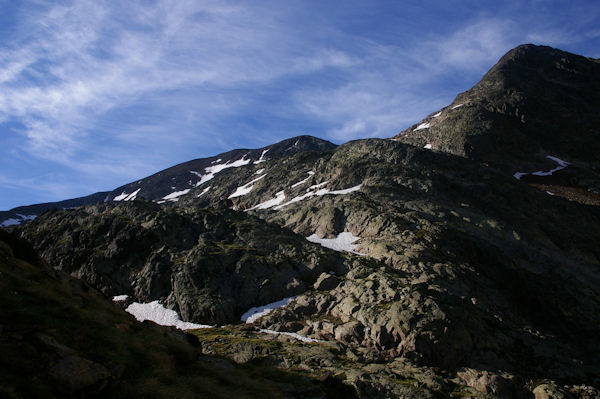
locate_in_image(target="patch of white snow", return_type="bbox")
[247,191,286,210]
[255,168,265,175]
[258,329,323,343]
[113,192,129,201]
[241,296,296,323]
[228,175,266,198]
[308,181,329,190]
[274,183,361,210]
[112,295,128,301]
[253,149,269,164]
[306,232,366,255]
[1,214,37,227]
[291,171,315,188]
[126,300,211,330]
[451,103,464,109]
[424,143,433,150]
[414,122,430,131]
[514,155,570,180]
[433,111,442,117]
[328,185,362,195]
[123,188,140,201]
[162,189,191,201]
[192,156,252,186]
[197,186,211,197]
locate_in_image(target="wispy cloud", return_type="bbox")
[0,1,598,209]
[0,1,355,167]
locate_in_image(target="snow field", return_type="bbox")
[306,232,366,255]
[228,174,266,198]
[125,300,211,330]
[513,155,570,180]
[241,296,297,323]
[414,122,430,131]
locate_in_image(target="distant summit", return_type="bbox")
[0,135,336,224]
[394,44,600,167]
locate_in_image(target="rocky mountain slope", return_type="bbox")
[0,135,336,226]
[393,44,600,205]
[0,229,353,398]
[4,44,600,398]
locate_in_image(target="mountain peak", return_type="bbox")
[393,44,600,168]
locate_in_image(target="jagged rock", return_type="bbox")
[533,382,575,399]
[457,368,524,398]
[334,321,365,344]
[313,272,341,291]
[19,202,351,325]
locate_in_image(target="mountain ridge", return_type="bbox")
[4,44,600,398]
[0,135,336,226]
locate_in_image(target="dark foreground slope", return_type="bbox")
[0,229,356,399]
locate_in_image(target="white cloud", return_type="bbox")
[0,0,356,171]
[0,2,598,208]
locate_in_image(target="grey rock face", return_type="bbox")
[19,201,348,325]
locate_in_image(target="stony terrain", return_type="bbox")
[0,229,354,399]
[3,44,600,398]
[392,44,600,205]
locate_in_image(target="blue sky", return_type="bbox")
[1,0,599,210]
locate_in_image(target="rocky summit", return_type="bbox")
[2,44,600,398]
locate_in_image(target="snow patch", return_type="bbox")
[328,185,362,195]
[123,188,140,201]
[513,156,570,180]
[258,329,323,343]
[197,186,211,197]
[228,175,266,198]
[241,296,297,324]
[451,103,464,109]
[291,171,315,188]
[306,232,365,255]
[192,156,252,186]
[247,191,286,210]
[274,183,361,210]
[308,181,329,190]
[162,189,191,201]
[253,149,269,164]
[414,122,430,131]
[126,300,211,330]
[433,111,442,118]
[112,295,128,302]
[113,192,129,201]
[513,172,528,180]
[424,143,433,150]
[255,168,265,175]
